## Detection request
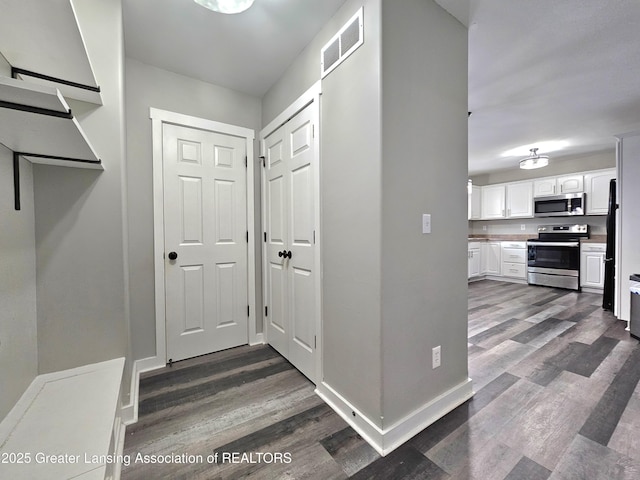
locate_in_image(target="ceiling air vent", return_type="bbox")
[321,7,364,79]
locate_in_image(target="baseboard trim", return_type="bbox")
[581,287,604,295]
[482,275,528,285]
[250,333,265,346]
[121,356,165,426]
[316,378,474,456]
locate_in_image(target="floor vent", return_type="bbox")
[321,7,364,79]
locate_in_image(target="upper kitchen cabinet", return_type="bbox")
[481,184,506,219]
[468,185,481,220]
[557,174,584,194]
[534,174,584,197]
[0,0,102,105]
[506,181,533,218]
[585,169,616,215]
[480,182,533,219]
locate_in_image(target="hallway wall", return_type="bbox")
[33,0,128,373]
[124,58,262,364]
[0,153,37,420]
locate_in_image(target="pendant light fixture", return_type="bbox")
[519,148,549,170]
[193,0,255,14]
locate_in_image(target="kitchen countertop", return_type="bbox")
[468,234,607,243]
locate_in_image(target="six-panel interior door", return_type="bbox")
[163,123,248,362]
[264,104,317,382]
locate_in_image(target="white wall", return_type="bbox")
[470,217,607,236]
[618,133,640,321]
[319,0,384,424]
[263,0,385,424]
[33,0,128,373]
[0,153,38,420]
[124,58,262,362]
[380,0,468,427]
[263,0,469,434]
[471,150,615,186]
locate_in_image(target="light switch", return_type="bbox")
[422,214,431,234]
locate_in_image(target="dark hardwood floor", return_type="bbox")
[123,280,640,479]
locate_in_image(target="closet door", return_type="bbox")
[163,124,248,362]
[264,103,317,382]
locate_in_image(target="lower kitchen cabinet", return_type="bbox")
[468,243,481,279]
[501,241,526,279]
[581,243,605,290]
[481,242,501,275]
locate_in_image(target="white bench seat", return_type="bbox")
[0,358,124,480]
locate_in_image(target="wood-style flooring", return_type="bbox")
[122,280,640,479]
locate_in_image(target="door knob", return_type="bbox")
[285,250,292,259]
[168,251,178,260]
[278,250,284,257]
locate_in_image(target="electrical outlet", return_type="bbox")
[432,346,441,369]
[521,224,526,231]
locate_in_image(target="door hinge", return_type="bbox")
[314,335,317,349]
[265,306,268,317]
[247,305,250,317]
[245,156,247,167]
[264,231,267,242]
[260,156,265,168]
[246,230,249,243]
[312,124,315,138]
[313,230,316,244]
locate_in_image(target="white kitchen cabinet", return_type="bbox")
[481,242,501,276]
[585,169,616,215]
[581,243,606,289]
[534,174,584,197]
[501,241,526,279]
[506,182,533,218]
[481,184,506,219]
[557,174,584,194]
[468,243,481,279]
[533,178,557,197]
[468,185,482,220]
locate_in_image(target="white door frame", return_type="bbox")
[150,108,257,364]
[259,81,322,383]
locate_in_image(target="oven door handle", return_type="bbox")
[527,241,580,247]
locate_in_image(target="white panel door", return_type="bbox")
[264,104,317,383]
[164,123,248,362]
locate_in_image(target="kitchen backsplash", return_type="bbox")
[469,216,607,236]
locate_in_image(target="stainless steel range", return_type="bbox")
[527,224,590,291]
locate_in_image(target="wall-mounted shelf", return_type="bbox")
[0,0,102,105]
[0,76,101,210]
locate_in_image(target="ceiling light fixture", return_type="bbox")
[519,148,549,170]
[193,0,254,14]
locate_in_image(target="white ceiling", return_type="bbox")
[123,0,640,175]
[123,0,347,97]
[464,0,640,174]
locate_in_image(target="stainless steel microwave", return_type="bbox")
[533,193,585,217]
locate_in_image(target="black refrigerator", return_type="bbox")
[603,179,617,311]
